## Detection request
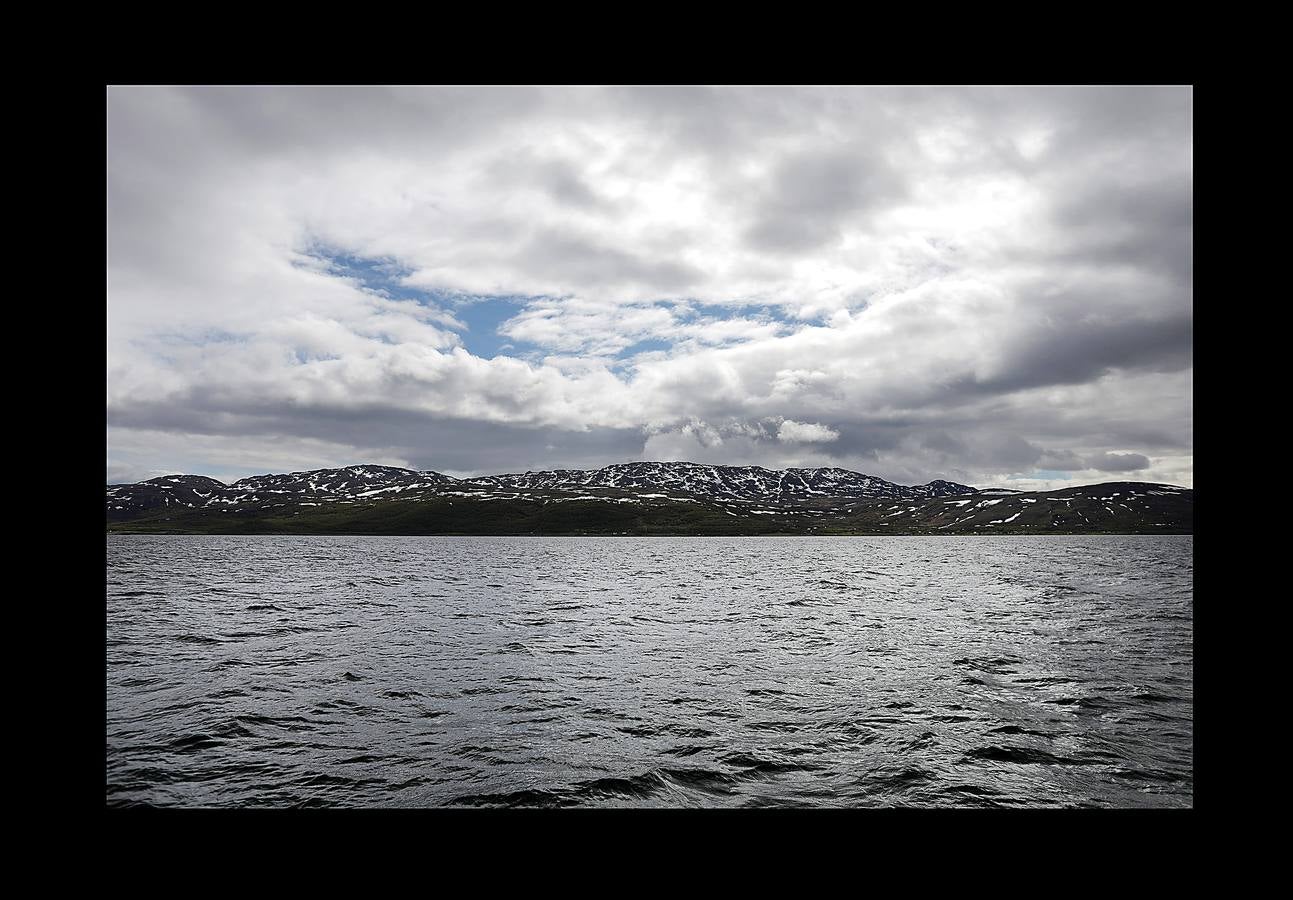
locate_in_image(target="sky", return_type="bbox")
[106,85,1192,489]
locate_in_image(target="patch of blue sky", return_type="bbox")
[603,304,797,368]
[133,328,248,368]
[298,244,416,299]
[297,245,807,362]
[1029,469,1075,480]
[146,327,247,346]
[447,295,534,358]
[290,349,343,364]
[685,300,798,326]
[298,244,545,359]
[618,337,675,359]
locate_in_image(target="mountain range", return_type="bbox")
[105,462,1193,535]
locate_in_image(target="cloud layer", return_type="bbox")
[107,85,1192,488]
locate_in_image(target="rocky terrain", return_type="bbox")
[105,462,1193,534]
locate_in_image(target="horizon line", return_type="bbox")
[106,461,1191,492]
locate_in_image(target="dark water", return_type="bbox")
[106,535,1193,808]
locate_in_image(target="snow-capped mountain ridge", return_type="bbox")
[105,461,978,515]
[230,465,451,496]
[460,462,973,503]
[106,465,1193,533]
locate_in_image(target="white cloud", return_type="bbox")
[777,420,840,444]
[107,86,1192,487]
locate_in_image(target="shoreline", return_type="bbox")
[106,529,1194,537]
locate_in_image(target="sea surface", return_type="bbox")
[106,535,1193,808]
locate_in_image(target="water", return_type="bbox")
[106,535,1193,808]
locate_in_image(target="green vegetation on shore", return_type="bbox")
[105,495,1192,536]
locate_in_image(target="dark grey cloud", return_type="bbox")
[977,310,1193,394]
[741,146,906,254]
[1043,174,1193,288]
[168,85,552,160]
[483,153,618,214]
[1037,448,1086,470]
[109,396,647,477]
[514,230,706,293]
[606,85,805,159]
[1085,451,1151,472]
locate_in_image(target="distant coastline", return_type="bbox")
[106,462,1193,537]
[106,529,1193,537]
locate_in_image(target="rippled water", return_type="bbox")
[106,535,1193,808]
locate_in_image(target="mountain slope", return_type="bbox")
[106,463,1192,534]
[459,462,974,504]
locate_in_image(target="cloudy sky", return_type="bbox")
[107,85,1192,489]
